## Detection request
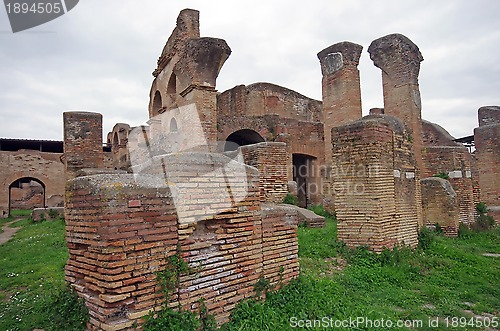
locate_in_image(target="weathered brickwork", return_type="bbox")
[216,84,324,205]
[65,173,178,330]
[421,120,476,225]
[261,204,299,287]
[63,112,104,180]
[64,146,300,329]
[108,123,131,171]
[331,115,419,252]
[474,106,500,221]
[149,9,230,148]
[318,41,363,168]
[9,181,44,209]
[423,146,475,225]
[421,178,460,237]
[0,150,65,217]
[368,34,425,177]
[239,142,289,203]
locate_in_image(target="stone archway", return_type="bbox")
[8,177,46,215]
[224,129,265,152]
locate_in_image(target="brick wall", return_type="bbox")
[421,178,460,237]
[261,204,299,287]
[65,173,177,330]
[63,112,104,180]
[65,150,300,329]
[239,142,289,203]
[0,150,65,217]
[474,106,500,222]
[422,146,475,225]
[330,115,419,252]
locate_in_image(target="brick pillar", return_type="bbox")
[474,106,500,221]
[63,112,104,180]
[368,34,424,227]
[368,34,424,172]
[317,41,363,168]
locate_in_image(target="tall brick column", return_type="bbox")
[63,112,104,180]
[368,34,424,227]
[474,106,500,221]
[317,41,363,168]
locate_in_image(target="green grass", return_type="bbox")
[221,219,500,331]
[9,209,32,217]
[0,212,498,331]
[0,210,32,234]
[0,218,87,331]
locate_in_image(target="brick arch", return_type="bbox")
[224,129,265,152]
[8,176,46,213]
[0,151,65,218]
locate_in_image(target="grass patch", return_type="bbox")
[10,209,32,217]
[0,210,32,234]
[0,218,87,330]
[222,224,500,330]
[0,209,498,331]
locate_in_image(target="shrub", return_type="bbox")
[143,252,217,331]
[418,227,435,250]
[472,202,495,231]
[283,193,299,206]
[45,285,89,331]
[48,209,59,219]
[432,172,449,180]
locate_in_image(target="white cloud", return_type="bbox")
[0,0,498,141]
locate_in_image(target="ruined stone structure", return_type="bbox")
[474,106,500,221]
[0,139,65,217]
[422,120,476,228]
[331,115,420,251]
[1,7,498,330]
[63,10,299,329]
[421,177,460,237]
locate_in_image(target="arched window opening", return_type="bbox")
[153,90,162,114]
[170,118,178,133]
[224,129,265,152]
[167,73,177,94]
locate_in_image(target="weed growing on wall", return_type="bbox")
[143,249,217,331]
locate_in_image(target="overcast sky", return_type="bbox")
[1,0,499,141]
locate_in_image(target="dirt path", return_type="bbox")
[0,218,24,245]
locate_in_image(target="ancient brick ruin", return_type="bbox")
[0,8,498,330]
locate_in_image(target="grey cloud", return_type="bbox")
[0,0,498,140]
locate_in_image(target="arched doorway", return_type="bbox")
[8,177,46,215]
[224,129,265,152]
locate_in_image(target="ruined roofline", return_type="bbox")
[220,82,322,104]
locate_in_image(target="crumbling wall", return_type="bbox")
[216,84,324,161]
[423,146,475,225]
[217,86,324,205]
[421,177,460,237]
[330,115,419,251]
[261,204,299,287]
[64,110,299,329]
[0,150,65,217]
[109,123,131,171]
[474,106,500,221]
[421,120,475,225]
[65,173,178,330]
[239,142,289,203]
